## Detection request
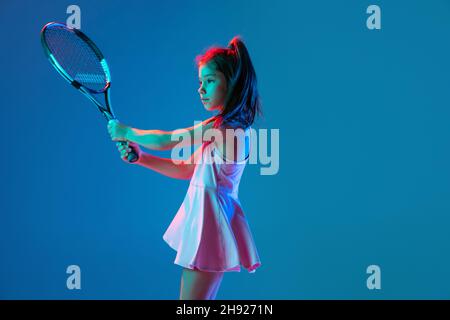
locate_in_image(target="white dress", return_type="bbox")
[163,129,261,273]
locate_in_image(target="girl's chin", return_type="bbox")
[204,104,219,111]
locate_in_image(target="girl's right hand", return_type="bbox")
[116,141,142,163]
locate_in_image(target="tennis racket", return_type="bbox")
[40,21,138,162]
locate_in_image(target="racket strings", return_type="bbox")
[44,26,108,92]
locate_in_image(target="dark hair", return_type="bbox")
[195,36,263,129]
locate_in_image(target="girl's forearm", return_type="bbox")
[136,152,192,180]
[126,116,216,151]
[126,128,175,151]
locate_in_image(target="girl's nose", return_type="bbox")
[198,85,205,95]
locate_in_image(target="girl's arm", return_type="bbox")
[108,116,216,151]
[131,142,205,180]
[136,153,192,180]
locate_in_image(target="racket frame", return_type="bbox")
[40,22,138,161]
[40,22,114,120]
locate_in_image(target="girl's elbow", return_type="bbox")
[181,164,194,180]
[173,171,191,180]
[181,170,193,180]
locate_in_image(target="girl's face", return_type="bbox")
[198,62,228,112]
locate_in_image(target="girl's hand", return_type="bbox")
[107,119,130,141]
[116,141,142,163]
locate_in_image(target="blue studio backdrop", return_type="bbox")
[1,0,450,299]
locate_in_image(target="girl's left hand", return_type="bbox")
[107,119,129,141]
[116,141,142,163]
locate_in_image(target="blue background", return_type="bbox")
[1,0,450,299]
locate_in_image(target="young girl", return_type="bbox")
[107,36,262,300]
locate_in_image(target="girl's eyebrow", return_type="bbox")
[199,73,216,79]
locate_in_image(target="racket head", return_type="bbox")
[40,22,138,163]
[40,22,111,94]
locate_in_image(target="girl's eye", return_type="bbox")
[199,79,214,85]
